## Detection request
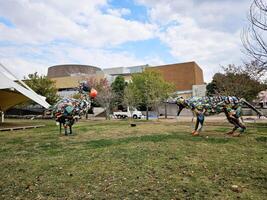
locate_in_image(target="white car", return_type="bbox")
[113,107,143,119]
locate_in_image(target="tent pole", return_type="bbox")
[0,111,4,123]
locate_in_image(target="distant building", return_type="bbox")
[47,62,206,98]
[47,64,102,78]
[47,64,105,97]
[148,62,205,97]
[103,65,148,82]
[104,62,205,97]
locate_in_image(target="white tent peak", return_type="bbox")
[0,63,50,112]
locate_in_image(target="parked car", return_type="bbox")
[113,107,143,119]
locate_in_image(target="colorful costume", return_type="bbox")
[52,82,96,135]
[175,96,263,136]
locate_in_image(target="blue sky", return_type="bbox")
[0,17,16,28]
[0,0,252,81]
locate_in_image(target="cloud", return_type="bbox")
[0,0,160,78]
[0,0,156,47]
[0,43,164,79]
[0,0,253,82]
[157,16,242,80]
[136,0,251,81]
[106,8,131,17]
[137,0,250,31]
[0,58,47,79]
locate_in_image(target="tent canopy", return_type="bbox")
[0,65,50,111]
[0,90,29,111]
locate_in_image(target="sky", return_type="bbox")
[0,0,252,82]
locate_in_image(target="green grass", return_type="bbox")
[0,119,266,199]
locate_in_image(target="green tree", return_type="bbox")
[206,81,218,96]
[111,75,127,109]
[125,70,175,120]
[207,64,267,102]
[124,83,141,118]
[24,72,59,105]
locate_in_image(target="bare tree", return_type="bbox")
[242,0,267,71]
[222,60,265,81]
[243,60,266,80]
[87,78,115,120]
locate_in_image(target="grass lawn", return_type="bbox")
[0,119,266,199]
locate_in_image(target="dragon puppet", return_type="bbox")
[174,96,264,136]
[52,82,97,135]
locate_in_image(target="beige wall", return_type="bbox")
[148,62,204,91]
[51,74,105,89]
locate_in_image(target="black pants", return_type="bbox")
[227,116,246,132]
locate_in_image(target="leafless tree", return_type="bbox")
[87,78,115,120]
[242,0,267,72]
[222,60,265,81]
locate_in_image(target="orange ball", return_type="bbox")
[90,88,97,98]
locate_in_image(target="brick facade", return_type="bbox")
[148,62,204,90]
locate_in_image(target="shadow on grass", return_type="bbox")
[6,138,24,144]
[255,136,267,143]
[81,133,233,149]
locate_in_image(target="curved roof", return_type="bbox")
[47,64,102,78]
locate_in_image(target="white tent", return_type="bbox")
[0,63,50,121]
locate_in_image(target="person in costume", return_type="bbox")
[175,96,263,136]
[52,82,97,135]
